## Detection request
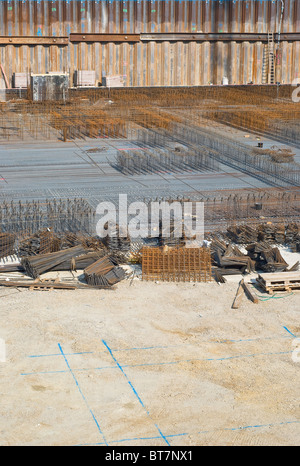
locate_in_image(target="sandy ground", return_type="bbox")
[0,262,299,446]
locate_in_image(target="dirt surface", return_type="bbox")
[0,274,299,446]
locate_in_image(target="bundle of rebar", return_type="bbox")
[60,232,83,249]
[102,223,131,253]
[51,250,105,272]
[225,223,300,248]
[21,245,90,278]
[0,252,102,274]
[159,217,186,248]
[0,198,93,237]
[18,229,61,256]
[101,267,126,286]
[0,263,24,273]
[84,256,126,287]
[116,144,217,175]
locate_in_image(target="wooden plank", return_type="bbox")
[258,272,300,281]
[0,64,9,88]
[242,282,259,304]
[286,261,299,272]
[0,280,77,290]
[232,279,244,309]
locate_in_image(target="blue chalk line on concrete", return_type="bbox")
[58,343,109,446]
[102,338,171,446]
[75,419,300,446]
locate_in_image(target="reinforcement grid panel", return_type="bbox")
[141,247,212,282]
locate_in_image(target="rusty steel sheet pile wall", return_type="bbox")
[0,0,299,87]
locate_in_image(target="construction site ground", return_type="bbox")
[0,87,299,446]
[0,257,299,446]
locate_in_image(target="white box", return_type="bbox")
[13,73,29,88]
[75,70,96,86]
[102,75,124,87]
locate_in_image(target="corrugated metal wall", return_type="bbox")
[0,0,299,86]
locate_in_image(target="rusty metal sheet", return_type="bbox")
[0,38,299,87]
[0,0,298,36]
[0,0,298,88]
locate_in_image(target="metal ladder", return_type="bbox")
[262,32,275,84]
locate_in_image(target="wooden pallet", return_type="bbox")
[256,272,300,294]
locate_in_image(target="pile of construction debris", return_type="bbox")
[210,228,299,283]
[210,239,255,279]
[0,242,127,290]
[0,220,299,291]
[224,223,300,251]
[245,242,298,273]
